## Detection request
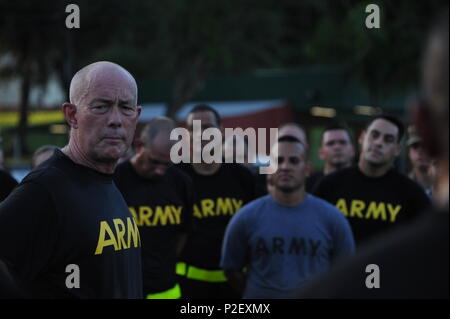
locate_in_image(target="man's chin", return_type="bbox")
[92,149,126,164]
[366,157,387,168]
[276,183,300,193]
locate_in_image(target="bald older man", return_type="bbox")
[0,61,142,298]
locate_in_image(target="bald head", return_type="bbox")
[62,61,141,174]
[140,116,177,150]
[69,61,138,107]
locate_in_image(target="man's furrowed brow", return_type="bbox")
[89,98,113,105]
[89,98,134,105]
[118,99,134,106]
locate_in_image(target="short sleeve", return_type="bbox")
[220,209,250,271]
[330,209,356,262]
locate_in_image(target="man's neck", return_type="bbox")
[324,162,350,175]
[62,142,117,175]
[192,162,221,176]
[412,166,434,189]
[272,187,306,207]
[358,158,391,178]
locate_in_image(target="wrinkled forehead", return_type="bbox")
[71,64,138,105]
[86,69,137,102]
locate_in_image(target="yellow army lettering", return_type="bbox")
[335,199,402,222]
[95,217,141,255]
[128,205,183,227]
[193,197,244,219]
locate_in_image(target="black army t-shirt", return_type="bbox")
[114,161,194,295]
[314,166,431,246]
[305,171,324,193]
[0,169,18,203]
[0,150,142,298]
[177,163,256,269]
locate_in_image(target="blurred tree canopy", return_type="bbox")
[0,0,447,155]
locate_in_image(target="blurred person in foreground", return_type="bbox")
[297,8,448,298]
[0,167,17,204]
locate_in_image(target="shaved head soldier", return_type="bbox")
[114,117,195,299]
[0,61,143,298]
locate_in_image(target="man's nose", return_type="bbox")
[373,136,384,147]
[107,105,123,127]
[279,160,290,170]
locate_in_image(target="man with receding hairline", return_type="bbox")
[0,61,143,298]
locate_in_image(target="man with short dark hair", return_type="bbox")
[306,125,355,192]
[314,115,431,246]
[176,104,256,299]
[114,116,194,299]
[221,136,355,298]
[0,61,143,298]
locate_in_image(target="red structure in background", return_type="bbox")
[135,100,294,154]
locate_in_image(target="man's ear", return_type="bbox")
[62,102,78,129]
[136,105,142,118]
[134,140,144,154]
[318,147,326,161]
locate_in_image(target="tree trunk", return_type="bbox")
[166,56,210,120]
[18,62,31,157]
